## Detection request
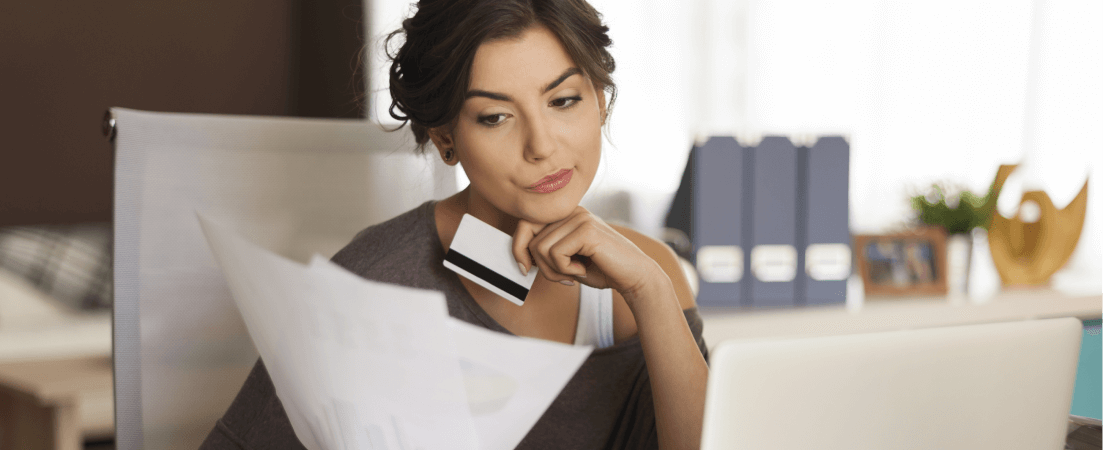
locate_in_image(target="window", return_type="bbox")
[367,0,1101,291]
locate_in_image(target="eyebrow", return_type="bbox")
[465,67,582,102]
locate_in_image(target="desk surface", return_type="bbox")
[699,288,1101,347]
[0,355,114,440]
[0,314,111,363]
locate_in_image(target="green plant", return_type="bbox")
[910,183,994,235]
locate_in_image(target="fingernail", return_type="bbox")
[519,262,528,275]
[559,280,575,286]
[576,273,586,278]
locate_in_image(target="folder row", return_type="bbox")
[665,136,851,309]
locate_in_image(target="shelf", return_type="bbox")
[699,288,1101,347]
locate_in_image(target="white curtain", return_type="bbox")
[368,0,1102,291]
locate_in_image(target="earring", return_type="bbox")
[444,149,454,162]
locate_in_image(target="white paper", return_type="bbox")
[197,212,592,450]
[445,317,592,450]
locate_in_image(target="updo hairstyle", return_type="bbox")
[383,0,617,154]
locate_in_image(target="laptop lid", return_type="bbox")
[701,317,1083,450]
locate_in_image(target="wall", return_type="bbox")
[0,0,365,227]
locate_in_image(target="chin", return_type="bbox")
[520,189,585,223]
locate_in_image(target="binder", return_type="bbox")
[690,136,746,307]
[665,144,696,248]
[799,137,850,306]
[749,136,798,308]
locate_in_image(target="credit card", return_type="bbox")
[443,214,538,306]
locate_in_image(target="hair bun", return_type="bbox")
[382,0,617,154]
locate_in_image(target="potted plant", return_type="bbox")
[910,183,995,295]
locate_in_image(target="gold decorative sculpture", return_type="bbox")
[985,164,1089,286]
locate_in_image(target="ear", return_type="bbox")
[593,82,608,125]
[427,126,457,164]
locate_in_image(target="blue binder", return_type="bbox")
[665,144,696,250]
[749,136,798,308]
[799,137,850,306]
[691,136,746,307]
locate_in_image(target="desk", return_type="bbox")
[0,289,1093,450]
[699,288,1102,449]
[0,356,113,450]
[0,312,113,450]
[699,288,1102,346]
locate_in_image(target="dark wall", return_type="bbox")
[0,0,365,226]
[292,1,369,119]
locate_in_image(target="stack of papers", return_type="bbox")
[197,213,592,450]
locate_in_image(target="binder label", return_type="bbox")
[805,243,852,281]
[696,245,743,283]
[751,245,797,282]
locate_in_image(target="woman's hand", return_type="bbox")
[511,206,662,300]
[515,206,707,450]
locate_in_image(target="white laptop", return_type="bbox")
[701,317,1083,450]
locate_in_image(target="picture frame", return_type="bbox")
[854,227,948,297]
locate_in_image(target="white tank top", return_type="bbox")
[572,284,615,348]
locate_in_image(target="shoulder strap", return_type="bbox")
[597,287,615,348]
[573,285,615,348]
[573,284,597,346]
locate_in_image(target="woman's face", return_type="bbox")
[432,25,606,225]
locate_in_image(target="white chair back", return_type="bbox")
[111,107,456,450]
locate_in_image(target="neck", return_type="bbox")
[453,187,521,236]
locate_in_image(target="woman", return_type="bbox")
[201,1,708,449]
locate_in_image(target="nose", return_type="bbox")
[522,112,557,163]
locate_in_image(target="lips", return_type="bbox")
[528,169,572,193]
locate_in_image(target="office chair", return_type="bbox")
[107,108,458,450]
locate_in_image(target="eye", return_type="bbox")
[477,113,508,127]
[551,96,582,109]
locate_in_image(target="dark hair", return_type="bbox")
[383,0,617,154]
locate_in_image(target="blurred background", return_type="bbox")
[371,0,1102,290]
[0,0,1100,449]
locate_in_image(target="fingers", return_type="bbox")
[513,212,574,273]
[512,220,545,275]
[528,250,579,285]
[549,237,589,278]
[529,217,591,284]
[512,207,595,285]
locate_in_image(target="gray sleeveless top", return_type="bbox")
[200,200,708,450]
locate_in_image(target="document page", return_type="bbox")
[197,212,591,450]
[446,317,592,450]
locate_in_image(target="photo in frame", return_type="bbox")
[854,227,948,297]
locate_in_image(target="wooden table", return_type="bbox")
[0,356,114,450]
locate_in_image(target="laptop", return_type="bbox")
[701,317,1083,450]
